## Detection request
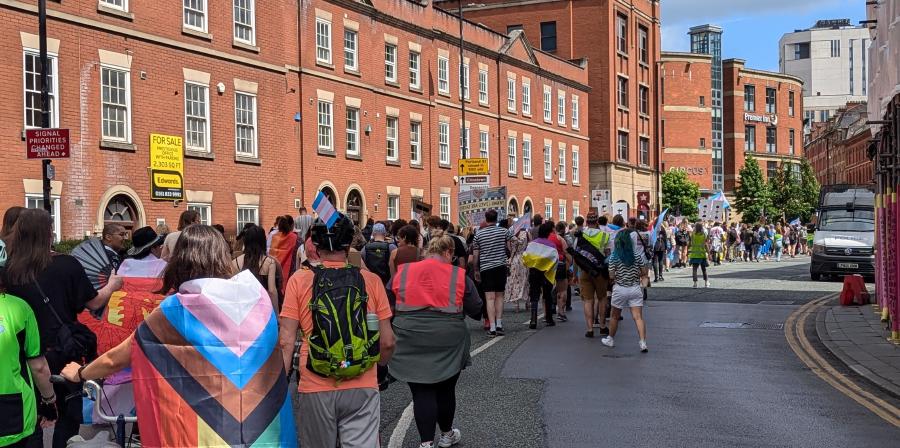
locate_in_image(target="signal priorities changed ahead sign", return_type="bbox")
[26,128,70,159]
[149,134,184,201]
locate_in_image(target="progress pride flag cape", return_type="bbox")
[131,271,296,447]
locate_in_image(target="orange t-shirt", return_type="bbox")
[280,260,392,393]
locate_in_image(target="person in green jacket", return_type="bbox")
[0,289,56,447]
[689,222,710,288]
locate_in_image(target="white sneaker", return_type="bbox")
[693,281,698,288]
[639,340,648,353]
[419,443,434,448]
[601,336,615,347]
[438,429,461,447]
[705,280,710,288]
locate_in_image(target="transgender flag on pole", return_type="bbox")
[312,191,339,229]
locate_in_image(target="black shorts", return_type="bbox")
[480,266,508,292]
[555,263,568,280]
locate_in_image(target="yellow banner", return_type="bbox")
[458,158,490,176]
[149,134,184,201]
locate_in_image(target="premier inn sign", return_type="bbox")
[744,112,778,126]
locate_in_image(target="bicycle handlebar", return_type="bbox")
[47,375,137,423]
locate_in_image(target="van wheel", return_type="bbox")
[810,272,821,281]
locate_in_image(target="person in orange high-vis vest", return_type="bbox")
[388,231,483,448]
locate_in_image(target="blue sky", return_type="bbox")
[661,0,865,72]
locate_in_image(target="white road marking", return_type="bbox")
[387,336,505,448]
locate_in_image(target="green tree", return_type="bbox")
[769,162,804,222]
[797,158,820,222]
[661,169,701,220]
[734,154,771,224]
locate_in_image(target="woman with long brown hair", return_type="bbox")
[232,224,281,311]
[62,225,296,446]
[389,224,422,278]
[2,208,121,448]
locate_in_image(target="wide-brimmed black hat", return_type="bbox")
[126,226,164,258]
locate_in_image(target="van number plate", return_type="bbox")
[838,263,859,269]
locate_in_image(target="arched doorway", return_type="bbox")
[346,189,364,227]
[523,200,533,215]
[103,194,139,237]
[508,198,519,218]
[320,186,338,209]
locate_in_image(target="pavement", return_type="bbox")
[818,300,900,398]
[378,257,900,447]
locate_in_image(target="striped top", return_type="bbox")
[608,256,643,288]
[473,225,511,272]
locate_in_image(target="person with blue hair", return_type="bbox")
[600,228,650,353]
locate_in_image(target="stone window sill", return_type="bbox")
[235,155,261,165]
[316,61,334,70]
[182,27,212,41]
[344,68,361,77]
[317,148,336,157]
[386,159,401,167]
[100,140,136,152]
[346,153,363,161]
[185,150,215,160]
[385,80,400,88]
[233,40,259,53]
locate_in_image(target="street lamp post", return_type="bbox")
[457,3,485,160]
[38,0,52,213]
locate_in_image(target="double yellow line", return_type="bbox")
[785,295,900,426]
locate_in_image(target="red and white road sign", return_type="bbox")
[26,128,70,159]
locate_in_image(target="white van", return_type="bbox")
[809,185,875,280]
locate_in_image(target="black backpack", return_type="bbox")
[567,230,609,279]
[362,241,392,284]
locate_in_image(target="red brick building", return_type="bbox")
[659,51,713,191]
[804,102,873,186]
[0,0,589,240]
[722,59,805,192]
[439,0,662,217]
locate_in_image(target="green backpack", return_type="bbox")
[306,265,380,382]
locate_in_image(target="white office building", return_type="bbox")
[779,19,871,124]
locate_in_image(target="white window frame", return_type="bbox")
[236,205,259,230]
[440,193,451,221]
[233,0,256,45]
[507,136,517,175]
[315,18,332,64]
[384,43,397,83]
[522,138,532,177]
[23,50,59,129]
[100,65,132,143]
[558,145,566,182]
[557,91,566,125]
[543,144,552,181]
[558,202,566,223]
[386,116,398,161]
[234,91,258,158]
[184,82,211,152]
[317,99,333,151]
[409,51,420,89]
[387,195,400,220]
[522,82,531,115]
[438,56,450,94]
[100,0,127,12]
[410,121,421,165]
[183,0,208,33]
[571,95,580,129]
[543,87,552,123]
[479,130,489,159]
[343,30,358,71]
[438,121,450,165]
[187,203,212,226]
[572,147,580,184]
[460,63,470,100]
[507,78,517,112]
[478,69,488,105]
[573,202,580,220]
[545,202,553,220]
[345,107,359,156]
[25,195,60,242]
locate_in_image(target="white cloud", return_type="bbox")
[661,0,848,27]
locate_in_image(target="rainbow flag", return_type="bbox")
[130,271,296,447]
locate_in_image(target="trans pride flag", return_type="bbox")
[130,271,296,447]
